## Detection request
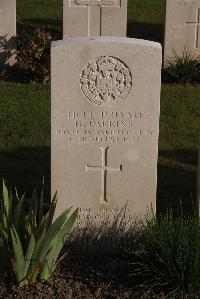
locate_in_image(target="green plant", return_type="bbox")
[164,50,200,84]
[0,180,78,286]
[0,181,26,279]
[127,212,200,296]
[0,181,11,279]
[15,28,52,83]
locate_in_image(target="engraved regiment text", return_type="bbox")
[56,111,153,144]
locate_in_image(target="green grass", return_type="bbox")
[0,83,199,212]
[0,83,50,195]
[17,0,63,35]
[158,85,200,213]
[16,0,166,42]
[128,0,165,43]
[127,212,200,296]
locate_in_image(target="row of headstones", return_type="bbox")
[51,0,200,221]
[1,0,199,221]
[1,0,200,66]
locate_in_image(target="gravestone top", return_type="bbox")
[52,36,161,47]
[63,0,127,37]
[164,0,200,65]
[171,0,200,5]
[51,37,162,223]
[71,0,120,6]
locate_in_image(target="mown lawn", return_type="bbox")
[17,0,166,42]
[0,83,51,196]
[158,85,200,213]
[0,83,199,212]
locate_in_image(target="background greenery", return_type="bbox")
[16,0,166,42]
[0,0,199,213]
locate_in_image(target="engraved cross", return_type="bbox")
[73,0,120,36]
[86,147,122,203]
[185,8,200,49]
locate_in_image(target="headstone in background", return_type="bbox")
[51,37,162,223]
[63,0,127,37]
[0,0,16,66]
[164,0,200,66]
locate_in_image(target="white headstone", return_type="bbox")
[51,37,162,223]
[63,0,127,37]
[164,0,200,65]
[0,0,16,66]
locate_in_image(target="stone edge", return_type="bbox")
[51,37,162,49]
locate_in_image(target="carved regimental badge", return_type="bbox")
[80,56,132,105]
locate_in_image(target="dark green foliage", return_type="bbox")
[163,50,200,84]
[15,29,52,83]
[127,212,200,296]
[0,180,78,286]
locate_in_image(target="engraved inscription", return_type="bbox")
[80,56,132,105]
[185,8,200,48]
[75,207,131,228]
[86,147,122,203]
[56,111,154,144]
[176,0,200,6]
[72,0,120,7]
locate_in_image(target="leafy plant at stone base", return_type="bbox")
[14,28,52,83]
[163,50,200,84]
[126,211,200,297]
[0,180,78,287]
[0,180,12,280]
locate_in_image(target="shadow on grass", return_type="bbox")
[18,18,62,39]
[0,147,197,214]
[0,146,50,198]
[18,19,164,44]
[127,21,164,44]
[157,149,198,215]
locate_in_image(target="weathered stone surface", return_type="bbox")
[164,0,200,65]
[0,0,16,66]
[51,37,162,222]
[63,0,127,37]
